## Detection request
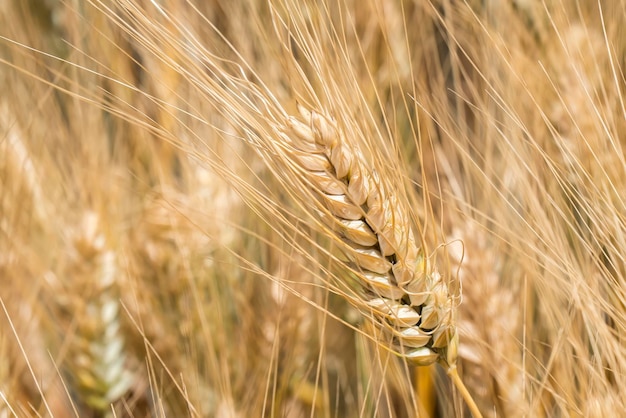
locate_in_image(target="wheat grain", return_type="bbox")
[281,104,458,368]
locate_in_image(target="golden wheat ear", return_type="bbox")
[279,104,481,416]
[50,212,135,415]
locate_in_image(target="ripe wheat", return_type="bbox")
[282,104,457,367]
[50,212,134,413]
[7,1,625,416]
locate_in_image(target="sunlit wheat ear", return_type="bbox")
[52,212,134,414]
[281,104,458,368]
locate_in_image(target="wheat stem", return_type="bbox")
[447,365,483,418]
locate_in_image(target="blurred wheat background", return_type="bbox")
[1,0,626,417]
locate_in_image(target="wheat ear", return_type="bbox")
[450,225,524,417]
[282,105,481,416]
[284,104,455,363]
[53,212,134,414]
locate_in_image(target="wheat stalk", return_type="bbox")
[0,330,9,418]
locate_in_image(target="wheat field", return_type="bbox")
[1,0,625,417]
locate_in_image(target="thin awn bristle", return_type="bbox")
[281,104,458,367]
[0,332,9,417]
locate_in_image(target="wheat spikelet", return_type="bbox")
[449,225,524,417]
[50,212,134,414]
[123,189,228,416]
[281,104,458,368]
